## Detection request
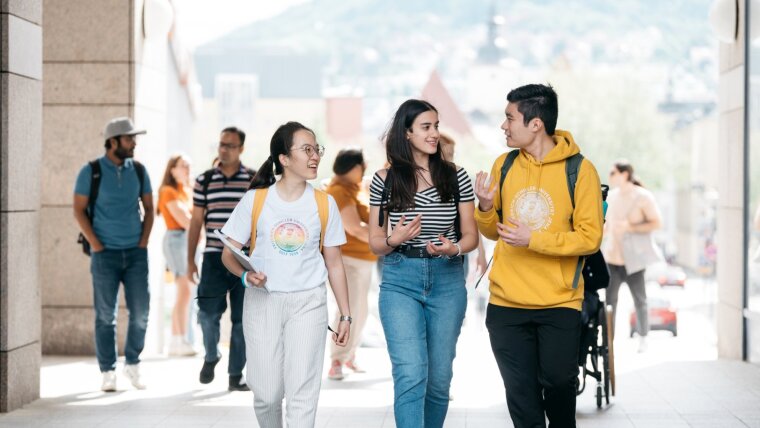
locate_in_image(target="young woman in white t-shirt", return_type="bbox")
[220,121,351,428]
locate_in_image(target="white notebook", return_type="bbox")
[213,229,260,273]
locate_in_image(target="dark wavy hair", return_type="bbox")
[383,99,457,211]
[249,121,315,189]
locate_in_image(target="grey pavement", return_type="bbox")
[0,327,758,427]
[2,277,759,427]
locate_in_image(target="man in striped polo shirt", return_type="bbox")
[187,127,254,391]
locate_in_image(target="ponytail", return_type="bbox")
[249,157,276,189]
[248,122,315,190]
[612,159,644,188]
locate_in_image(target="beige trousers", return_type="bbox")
[330,255,374,363]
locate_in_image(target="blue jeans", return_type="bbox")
[90,247,150,372]
[197,252,246,376]
[379,251,467,428]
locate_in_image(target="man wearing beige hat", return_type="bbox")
[73,117,154,392]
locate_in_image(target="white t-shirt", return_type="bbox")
[222,184,347,293]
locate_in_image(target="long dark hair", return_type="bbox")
[156,154,189,215]
[613,160,643,187]
[249,121,315,189]
[383,99,457,210]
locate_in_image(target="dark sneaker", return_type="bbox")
[228,375,250,392]
[199,358,220,384]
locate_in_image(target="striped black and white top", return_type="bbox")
[369,168,475,247]
[193,166,254,253]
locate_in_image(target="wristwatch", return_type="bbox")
[339,315,353,324]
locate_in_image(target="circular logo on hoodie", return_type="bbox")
[510,187,554,231]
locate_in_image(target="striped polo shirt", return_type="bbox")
[193,165,253,253]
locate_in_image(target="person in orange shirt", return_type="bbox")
[326,148,377,380]
[157,155,196,356]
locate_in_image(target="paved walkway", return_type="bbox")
[2,278,759,427]
[1,327,758,427]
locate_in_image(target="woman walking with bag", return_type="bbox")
[369,100,479,428]
[219,121,351,428]
[603,160,662,352]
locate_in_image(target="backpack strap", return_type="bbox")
[378,168,392,226]
[565,153,583,210]
[201,168,216,199]
[565,153,585,290]
[249,188,269,254]
[315,189,329,253]
[496,150,520,222]
[133,160,146,196]
[87,160,102,221]
[451,167,462,240]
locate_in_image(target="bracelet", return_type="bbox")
[385,236,396,248]
[448,242,462,259]
[241,271,249,288]
[339,315,353,324]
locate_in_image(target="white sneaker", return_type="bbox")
[638,336,649,353]
[101,371,117,392]
[123,364,147,390]
[168,338,197,357]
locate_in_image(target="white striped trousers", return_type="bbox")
[243,285,328,428]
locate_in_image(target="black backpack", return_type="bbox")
[77,159,146,256]
[493,150,610,291]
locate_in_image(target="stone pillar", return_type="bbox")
[41,0,135,354]
[0,0,43,412]
[717,0,746,359]
[41,0,170,355]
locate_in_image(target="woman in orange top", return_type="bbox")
[157,155,196,356]
[326,148,377,380]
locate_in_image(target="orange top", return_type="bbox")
[158,184,190,230]
[326,179,377,261]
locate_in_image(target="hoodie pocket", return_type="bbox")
[558,255,581,289]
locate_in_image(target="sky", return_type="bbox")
[172,0,311,49]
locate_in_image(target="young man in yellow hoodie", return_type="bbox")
[474,84,603,428]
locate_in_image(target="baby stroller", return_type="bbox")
[576,184,615,408]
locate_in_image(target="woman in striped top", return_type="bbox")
[368,99,479,428]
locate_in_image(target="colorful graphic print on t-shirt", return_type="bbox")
[270,218,309,255]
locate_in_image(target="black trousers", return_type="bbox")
[486,304,581,428]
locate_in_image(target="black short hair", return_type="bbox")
[506,84,558,135]
[333,148,364,176]
[221,126,246,145]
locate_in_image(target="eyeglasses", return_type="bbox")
[219,142,242,150]
[293,144,325,158]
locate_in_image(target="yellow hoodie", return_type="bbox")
[475,130,603,311]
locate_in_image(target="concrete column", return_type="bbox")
[0,0,43,412]
[717,0,747,359]
[41,0,170,355]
